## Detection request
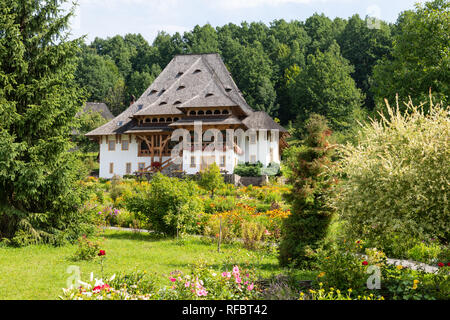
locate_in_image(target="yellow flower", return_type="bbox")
[396,265,403,270]
[317,272,326,278]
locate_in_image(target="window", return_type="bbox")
[190,156,196,168]
[121,140,129,151]
[250,155,256,163]
[270,148,274,163]
[220,155,226,168]
[250,134,256,144]
[108,140,116,151]
[138,163,146,171]
[109,163,114,174]
[222,110,229,115]
[126,163,132,174]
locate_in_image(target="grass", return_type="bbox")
[0,229,315,300]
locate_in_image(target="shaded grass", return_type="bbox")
[0,229,313,300]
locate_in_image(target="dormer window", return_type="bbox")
[159,101,167,105]
[148,90,157,95]
[174,101,182,105]
[222,110,229,115]
[205,93,214,97]
[225,88,232,92]
[176,72,184,78]
[173,117,179,122]
[193,69,201,74]
[137,105,143,110]
[189,111,196,116]
[158,89,166,96]
[177,85,185,90]
[117,121,123,126]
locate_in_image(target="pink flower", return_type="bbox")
[185,282,190,288]
[197,289,208,297]
[222,272,231,278]
[236,277,242,284]
[232,266,240,275]
[170,277,177,282]
[247,283,254,291]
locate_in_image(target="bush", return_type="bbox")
[72,235,103,261]
[241,220,266,250]
[314,247,368,294]
[407,241,442,264]
[124,173,203,236]
[331,99,450,257]
[278,114,335,267]
[233,162,263,177]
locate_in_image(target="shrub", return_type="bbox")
[331,99,450,257]
[278,114,335,267]
[241,220,266,250]
[407,241,442,264]
[233,162,263,177]
[124,173,203,236]
[314,247,368,294]
[72,235,103,261]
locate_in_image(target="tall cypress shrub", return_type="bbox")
[279,114,335,267]
[0,0,86,245]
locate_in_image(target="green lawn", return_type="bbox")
[0,230,314,300]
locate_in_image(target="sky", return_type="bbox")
[67,0,425,44]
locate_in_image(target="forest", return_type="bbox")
[75,1,448,139]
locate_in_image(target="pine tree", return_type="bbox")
[0,0,86,245]
[279,114,335,267]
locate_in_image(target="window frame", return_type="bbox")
[138,162,146,172]
[108,139,116,151]
[121,139,129,151]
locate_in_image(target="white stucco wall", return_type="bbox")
[98,129,281,178]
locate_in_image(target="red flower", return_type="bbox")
[98,250,106,256]
[438,262,444,268]
[447,263,450,267]
[362,261,368,266]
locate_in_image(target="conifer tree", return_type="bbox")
[0,0,86,245]
[279,114,335,267]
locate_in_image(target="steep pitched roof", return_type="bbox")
[80,102,114,120]
[86,53,286,136]
[242,111,288,133]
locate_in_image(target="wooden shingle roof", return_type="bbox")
[86,53,285,136]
